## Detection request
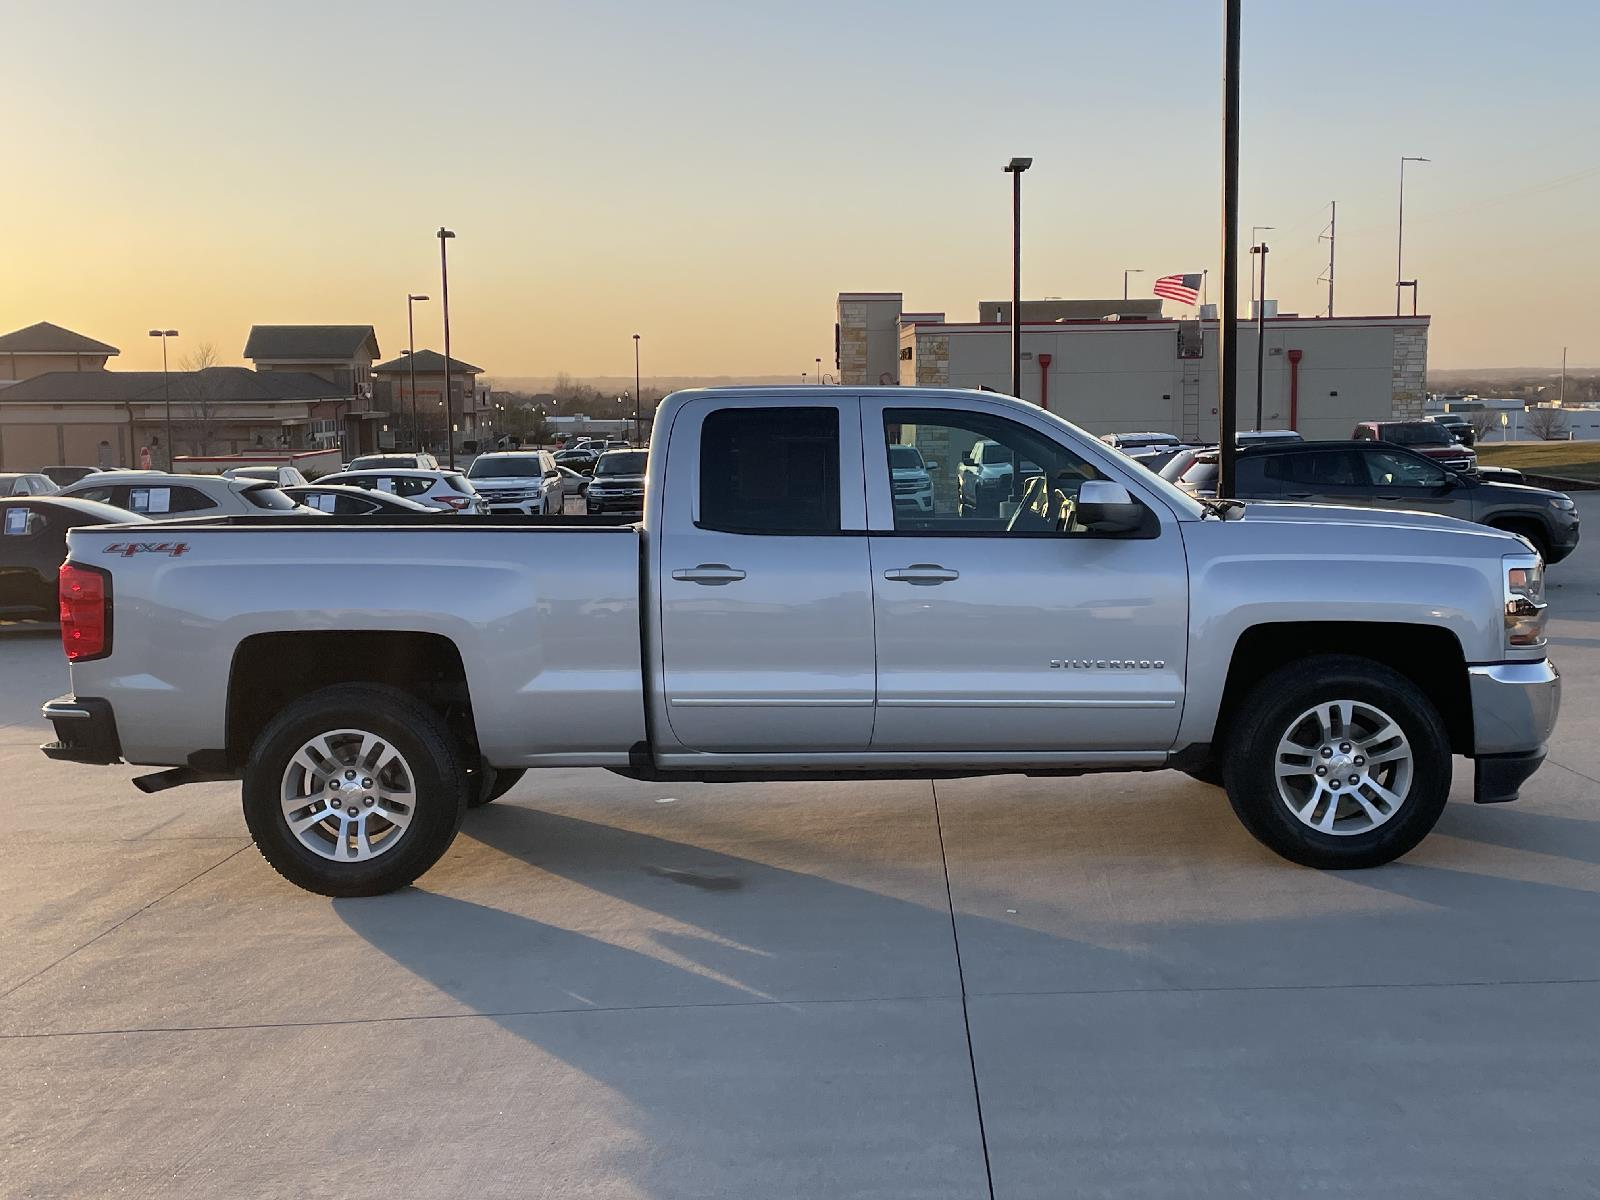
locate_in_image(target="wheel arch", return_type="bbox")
[226,630,476,769]
[1214,622,1472,757]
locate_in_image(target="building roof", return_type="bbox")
[0,367,347,404]
[0,321,121,357]
[371,349,483,375]
[243,325,380,362]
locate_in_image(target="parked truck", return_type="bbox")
[43,387,1560,896]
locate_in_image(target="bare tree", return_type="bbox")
[180,341,220,372]
[1468,410,1500,441]
[1525,405,1570,442]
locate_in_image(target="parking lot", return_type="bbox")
[2,496,1597,1199]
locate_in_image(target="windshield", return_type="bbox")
[888,446,925,470]
[1382,423,1450,446]
[596,451,647,476]
[467,457,542,478]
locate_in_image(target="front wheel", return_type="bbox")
[1223,655,1451,869]
[242,684,468,896]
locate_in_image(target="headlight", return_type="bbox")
[1504,555,1548,648]
[1550,497,1577,512]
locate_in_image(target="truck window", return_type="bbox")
[699,407,840,535]
[883,409,1106,535]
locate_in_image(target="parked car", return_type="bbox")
[1171,441,1579,562]
[282,484,439,516]
[39,466,103,488]
[59,471,307,520]
[1,472,61,497]
[1236,429,1305,447]
[1,496,149,617]
[224,465,309,488]
[555,465,590,502]
[1101,432,1182,453]
[464,451,563,515]
[316,468,486,514]
[1477,465,1525,485]
[44,385,1558,898]
[346,452,441,472]
[1352,420,1477,473]
[1427,412,1477,447]
[957,438,1039,516]
[553,448,600,475]
[584,450,648,515]
[888,444,936,513]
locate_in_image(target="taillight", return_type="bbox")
[59,562,112,661]
[437,495,472,511]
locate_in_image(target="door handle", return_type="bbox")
[883,564,960,585]
[672,563,747,585]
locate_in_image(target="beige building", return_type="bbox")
[837,293,1429,442]
[243,325,380,396]
[0,322,119,381]
[372,349,487,450]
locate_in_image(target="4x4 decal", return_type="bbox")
[102,542,191,558]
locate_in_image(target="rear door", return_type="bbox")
[656,396,875,752]
[1353,446,1461,516]
[863,398,1188,754]
[1258,448,1368,504]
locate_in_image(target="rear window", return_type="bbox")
[1180,461,1219,486]
[445,473,475,493]
[349,455,414,471]
[699,407,839,535]
[242,485,298,510]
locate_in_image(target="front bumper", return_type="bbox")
[1468,660,1560,802]
[40,695,123,765]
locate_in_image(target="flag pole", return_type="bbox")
[1202,269,1208,308]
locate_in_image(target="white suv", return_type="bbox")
[464,451,563,515]
[317,468,486,514]
[61,472,308,519]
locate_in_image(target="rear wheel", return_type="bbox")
[1222,655,1450,869]
[242,684,467,896]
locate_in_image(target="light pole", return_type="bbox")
[1003,157,1032,398]
[632,333,642,444]
[1122,269,1143,301]
[406,294,429,451]
[1397,156,1430,316]
[1247,227,1273,307]
[1250,242,1269,429]
[437,227,457,467]
[1217,0,1242,498]
[148,329,178,467]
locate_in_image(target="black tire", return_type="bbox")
[1222,654,1451,869]
[243,684,468,897]
[465,764,527,808]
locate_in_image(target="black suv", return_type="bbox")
[1173,440,1580,562]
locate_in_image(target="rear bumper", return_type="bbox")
[1468,660,1559,802]
[40,695,123,765]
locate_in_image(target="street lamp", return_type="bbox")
[406,294,429,451]
[148,329,178,468]
[815,356,822,385]
[1003,157,1032,399]
[1250,242,1269,429]
[1247,227,1273,306]
[632,333,642,445]
[1397,156,1430,316]
[436,227,457,467]
[1122,269,1143,301]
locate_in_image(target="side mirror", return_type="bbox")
[1076,480,1144,533]
[960,454,975,467]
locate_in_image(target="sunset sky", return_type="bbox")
[6,0,1596,378]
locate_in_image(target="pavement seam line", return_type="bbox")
[1547,757,1600,789]
[932,780,996,1200]
[0,843,250,1002]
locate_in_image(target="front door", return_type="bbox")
[863,400,1188,754]
[657,397,876,753]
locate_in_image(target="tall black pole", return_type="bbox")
[633,334,642,445]
[1254,243,1268,429]
[438,228,456,469]
[160,336,173,470]
[1217,0,1241,497]
[407,301,420,451]
[1010,167,1022,397]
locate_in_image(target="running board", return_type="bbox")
[132,767,235,794]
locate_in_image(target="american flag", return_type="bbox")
[1153,273,1203,306]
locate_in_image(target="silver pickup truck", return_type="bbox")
[43,387,1560,896]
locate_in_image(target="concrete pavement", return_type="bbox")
[3,498,1599,1198]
